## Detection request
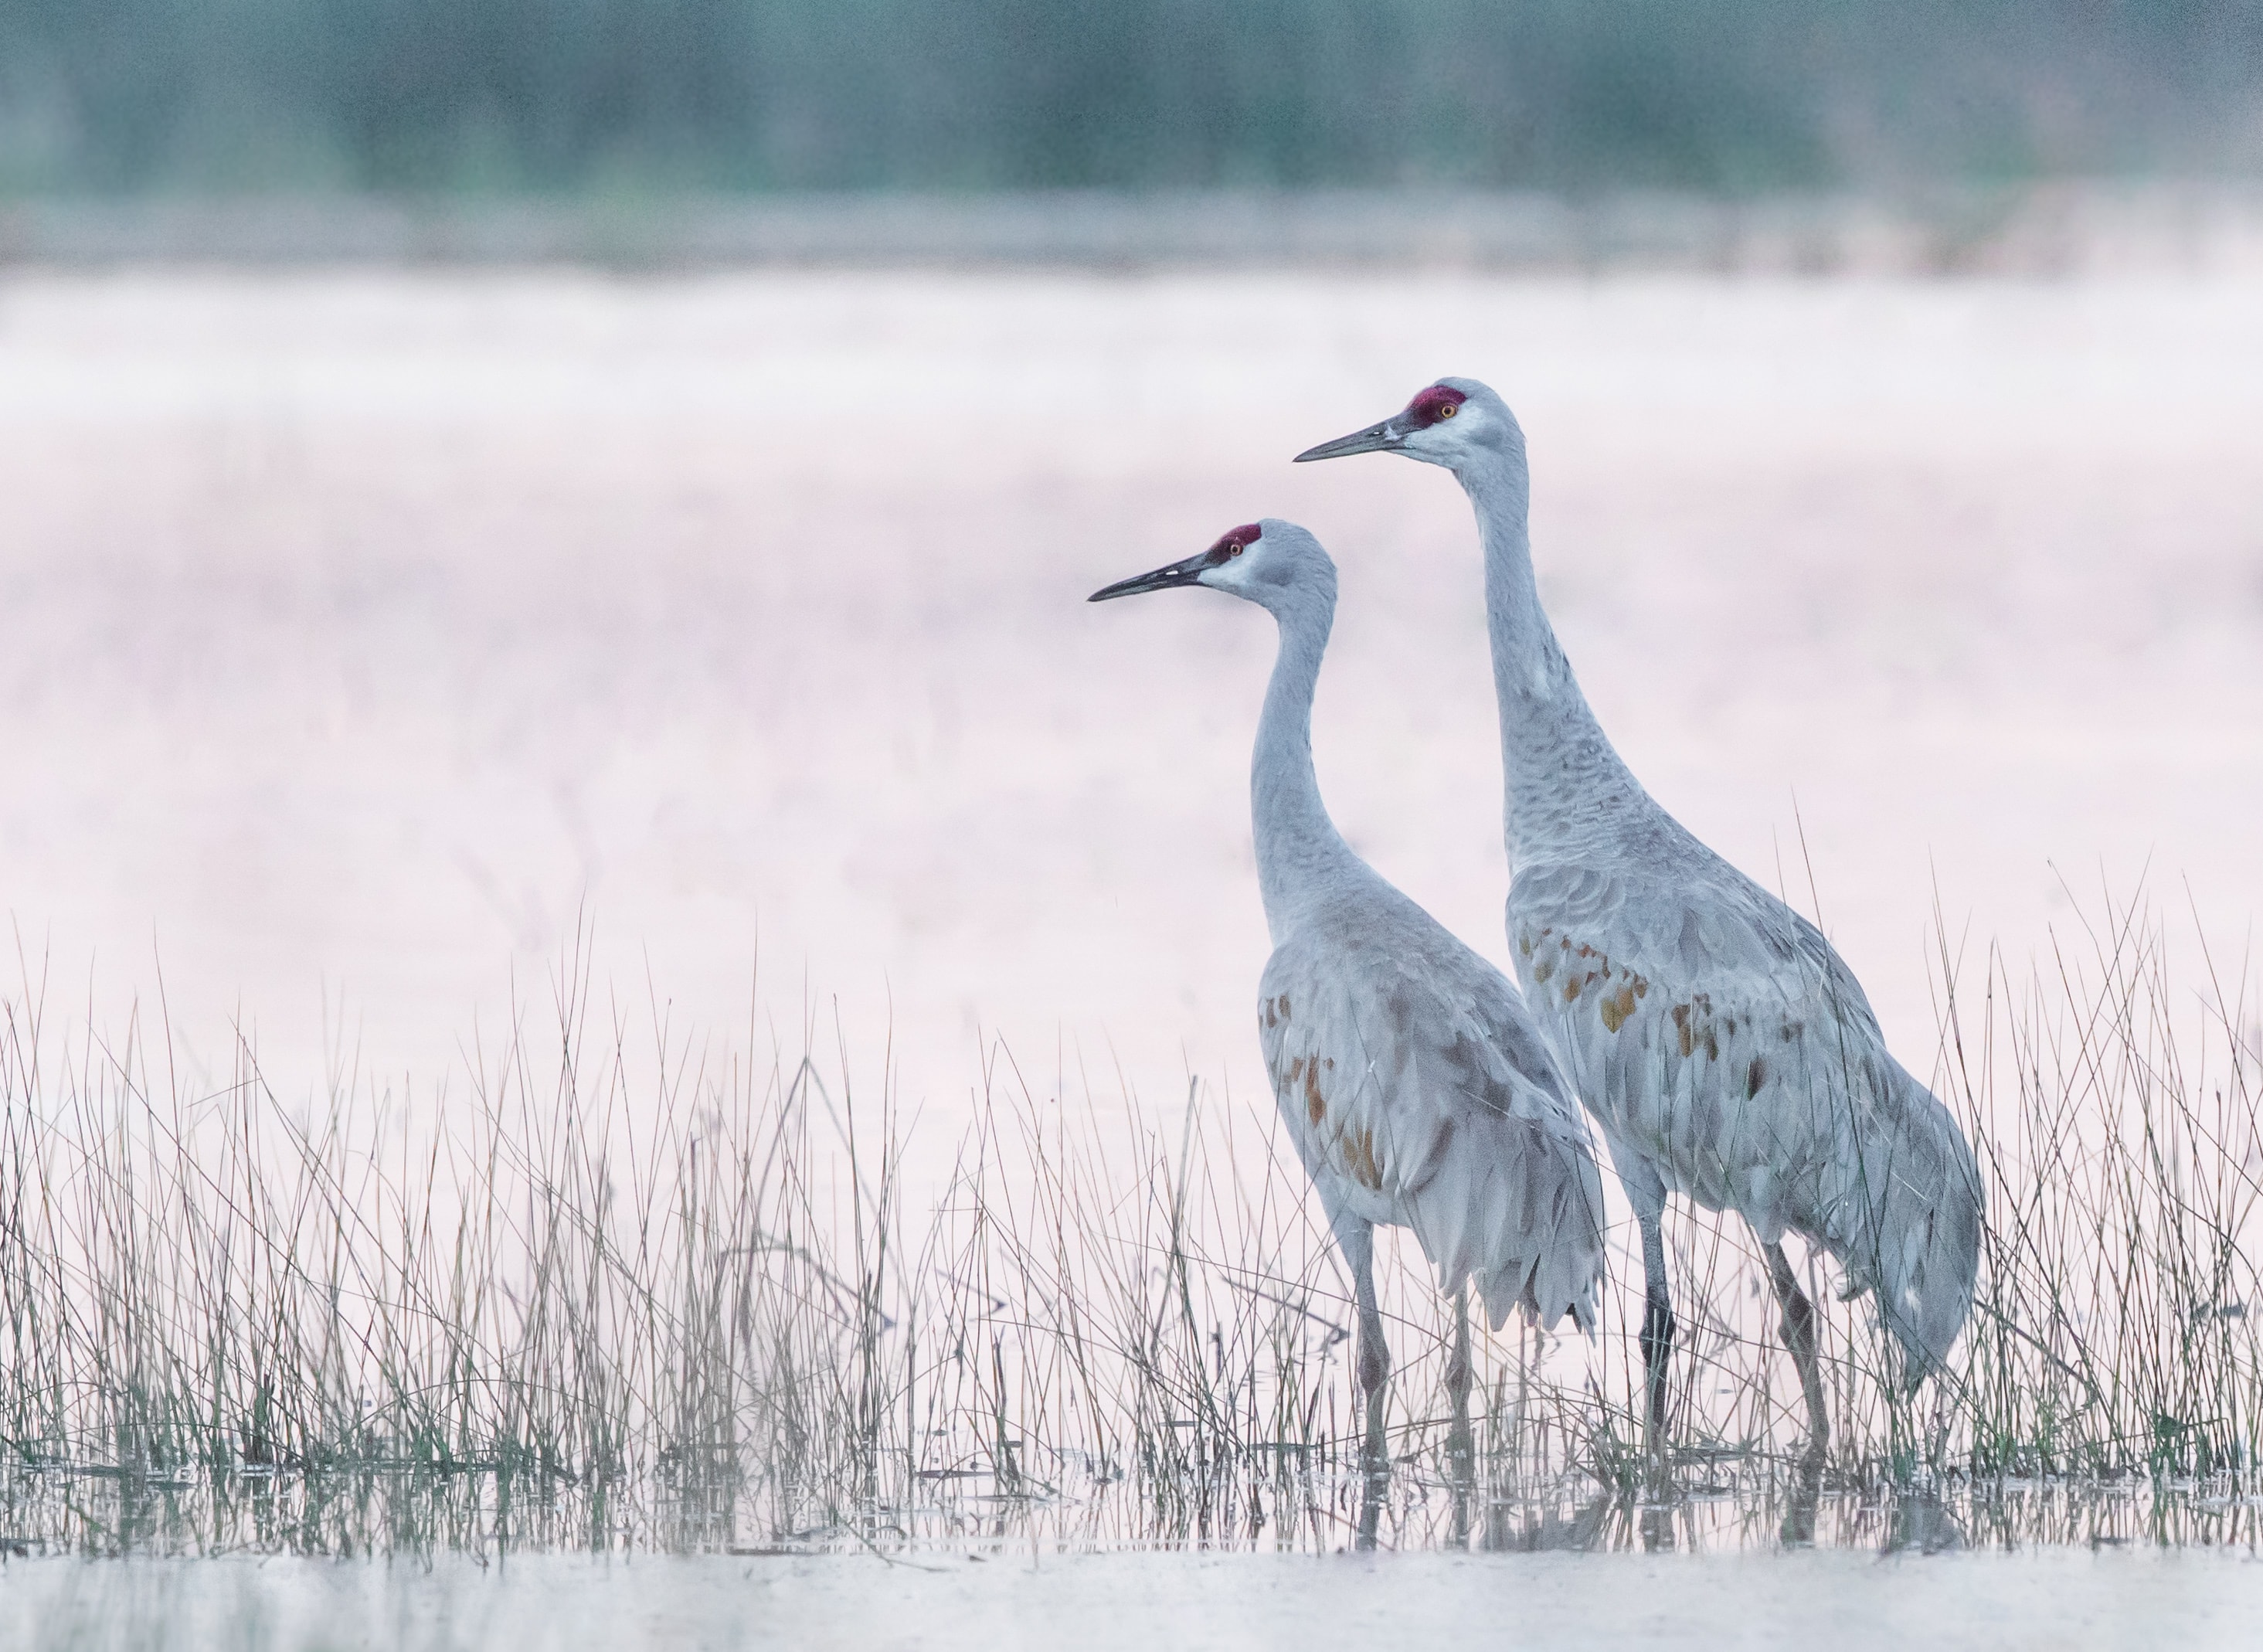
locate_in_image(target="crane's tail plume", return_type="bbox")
[1820,1062,1984,1391]
[1425,1111,1607,1338]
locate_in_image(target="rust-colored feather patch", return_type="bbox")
[1345,1127,1383,1190]
[1599,979,1637,1033]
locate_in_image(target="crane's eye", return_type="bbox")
[1436,401,1457,418]
[1228,542,1243,556]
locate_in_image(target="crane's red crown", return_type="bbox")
[1210,523,1263,559]
[1405,385,1468,428]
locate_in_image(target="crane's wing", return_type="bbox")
[1514,857,1883,1045]
[1510,857,1981,1376]
[1511,856,1889,1208]
[1259,903,1606,1333]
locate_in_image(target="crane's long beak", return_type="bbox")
[1088,551,1209,603]
[1293,415,1405,463]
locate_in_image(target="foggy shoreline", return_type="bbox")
[7,182,2263,276]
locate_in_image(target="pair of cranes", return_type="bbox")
[1089,378,1983,1480]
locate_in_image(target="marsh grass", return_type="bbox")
[2,889,2258,1559]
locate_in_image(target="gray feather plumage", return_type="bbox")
[1101,518,1607,1335]
[1259,880,1606,1332]
[1510,847,1981,1378]
[1432,377,1983,1382]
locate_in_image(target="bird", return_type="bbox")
[1089,518,1608,1477]
[1296,382,1983,1470]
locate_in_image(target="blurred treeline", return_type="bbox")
[3,1,2259,196]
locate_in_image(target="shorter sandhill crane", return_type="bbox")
[1090,519,1607,1499]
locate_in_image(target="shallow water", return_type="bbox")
[11,1545,2263,1650]
[1,267,2258,1147]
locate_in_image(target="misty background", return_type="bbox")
[4,2,2261,200]
[0,5,2258,1141]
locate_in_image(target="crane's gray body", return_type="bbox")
[1092,521,1606,1337]
[1298,384,1983,1389]
[1259,857,1606,1333]
[1507,811,1979,1377]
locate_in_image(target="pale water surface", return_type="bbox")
[10,1548,2263,1650]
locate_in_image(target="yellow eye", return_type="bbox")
[1436,402,1457,418]
[1228,543,1243,556]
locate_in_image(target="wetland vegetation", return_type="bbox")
[3,891,2258,1562]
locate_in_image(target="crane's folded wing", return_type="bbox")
[1258,914,1605,1332]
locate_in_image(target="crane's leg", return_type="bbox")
[1332,1208,1390,1402]
[1445,1280,1474,1440]
[1619,1161,1675,1460]
[1763,1240,1829,1474]
[1639,1210,1674,1440]
[1330,1208,1389,1549]
[1446,1281,1475,1542]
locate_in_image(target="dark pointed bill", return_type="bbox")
[1292,417,1404,463]
[1087,552,1211,603]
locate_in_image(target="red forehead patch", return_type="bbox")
[1210,522,1263,556]
[1405,385,1467,428]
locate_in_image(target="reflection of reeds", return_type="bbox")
[1,888,2258,1556]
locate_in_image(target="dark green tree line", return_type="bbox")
[2,1,2258,194]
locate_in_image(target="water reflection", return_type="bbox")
[1779,1456,1823,1547]
[1881,1491,1967,1555]
[1,1457,2252,1560]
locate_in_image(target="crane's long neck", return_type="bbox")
[1252,594,1364,941]
[1459,448,1650,867]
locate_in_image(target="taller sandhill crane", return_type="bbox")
[1089,518,1607,1487]
[1296,383,1983,1468]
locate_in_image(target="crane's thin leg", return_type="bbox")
[1635,1199,1675,1461]
[1445,1281,1473,1441]
[1763,1240,1829,1475]
[1613,1154,1675,1466]
[1446,1281,1474,1543]
[1331,1209,1389,1550]
[1334,1211,1390,1399]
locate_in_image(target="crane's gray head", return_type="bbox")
[1087,518,1335,617]
[1292,376,1521,471]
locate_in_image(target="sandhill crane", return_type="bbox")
[1296,383,1983,1470]
[1089,518,1607,1491]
